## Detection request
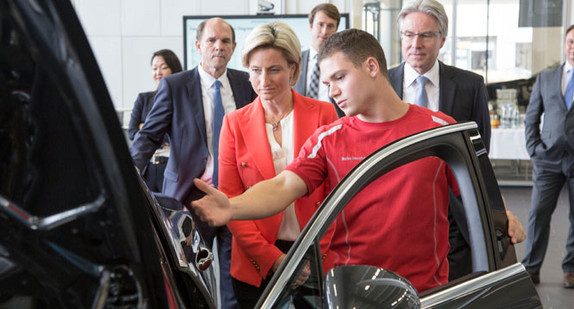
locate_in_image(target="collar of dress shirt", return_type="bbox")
[564,62,574,76]
[404,60,440,88]
[197,64,231,90]
[309,47,319,62]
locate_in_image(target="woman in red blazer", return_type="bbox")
[218,21,339,308]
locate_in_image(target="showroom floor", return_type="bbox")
[502,185,574,308]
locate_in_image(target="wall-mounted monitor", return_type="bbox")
[183,14,350,71]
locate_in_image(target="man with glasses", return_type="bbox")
[388,0,491,281]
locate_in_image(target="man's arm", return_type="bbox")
[129,80,172,171]
[191,170,308,226]
[524,74,544,158]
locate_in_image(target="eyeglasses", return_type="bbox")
[400,31,441,42]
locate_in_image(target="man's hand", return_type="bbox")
[272,254,310,289]
[190,178,232,226]
[507,210,526,244]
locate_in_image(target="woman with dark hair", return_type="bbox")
[128,49,182,192]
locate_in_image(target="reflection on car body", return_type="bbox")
[0,0,542,308]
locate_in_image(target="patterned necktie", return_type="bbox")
[564,70,574,110]
[308,55,320,99]
[415,75,429,108]
[212,80,224,188]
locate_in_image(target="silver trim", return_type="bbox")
[0,194,105,230]
[420,263,526,307]
[261,122,479,307]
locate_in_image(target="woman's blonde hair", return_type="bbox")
[242,21,302,86]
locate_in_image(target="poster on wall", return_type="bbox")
[250,0,284,15]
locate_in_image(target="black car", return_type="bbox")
[0,0,541,308]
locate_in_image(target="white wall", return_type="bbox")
[72,0,353,119]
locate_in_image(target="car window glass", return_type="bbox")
[267,153,497,307]
[0,12,100,217]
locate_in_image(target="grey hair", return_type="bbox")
[397,0,448,38]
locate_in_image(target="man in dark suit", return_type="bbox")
[388,0,490,281]
[522,24,574,288]
[293,3,344,117]
[130,17,257,308]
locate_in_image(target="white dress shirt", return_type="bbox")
[562,62,574,95]
[198,65,238,185]
[402,60,440,111]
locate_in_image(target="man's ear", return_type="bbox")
[195,40,201,52]
[365,57,379,78]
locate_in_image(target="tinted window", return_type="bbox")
[0,6,100,217]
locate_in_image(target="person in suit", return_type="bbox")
[128,49,182,192]
[129,17,257,308]
[293,3,344,117]
[522,24,574,288]
[388,0,491,281]
[220,21,338,308]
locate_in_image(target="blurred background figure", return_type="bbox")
[293,3,344,117]
[219,21,337,308]
[128,49,182,192]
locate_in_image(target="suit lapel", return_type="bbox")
[438,62,456,115]
[553,65,570,113]
[389,62,405,98]
[227,69,244,109]
[188,68,208,145]
[241,99,276,180]
[300,50,309,93]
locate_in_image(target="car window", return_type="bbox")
[258,123,515,308]
[0,6,101,219]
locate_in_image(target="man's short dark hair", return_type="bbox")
[567,24,574,38]
[309,3,341,28]
[318,29,388,78]
[196,17,236,44]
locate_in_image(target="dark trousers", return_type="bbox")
[522,158,574,273]
[142,161,167,193]
[232,240,293,309]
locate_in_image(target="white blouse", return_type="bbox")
[264,110,300,241]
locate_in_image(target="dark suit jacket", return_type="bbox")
[129,67,257,205]
[389,61,491,150]
[525,63,574,162]
[294,49,345,118]
[128,91,155,140]
[293,49,311,96]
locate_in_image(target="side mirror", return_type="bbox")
[324,265,420,309]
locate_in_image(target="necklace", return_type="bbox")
[271,120,281,131]
[268,110,291,131]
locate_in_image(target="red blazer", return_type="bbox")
[219,90,338,287]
